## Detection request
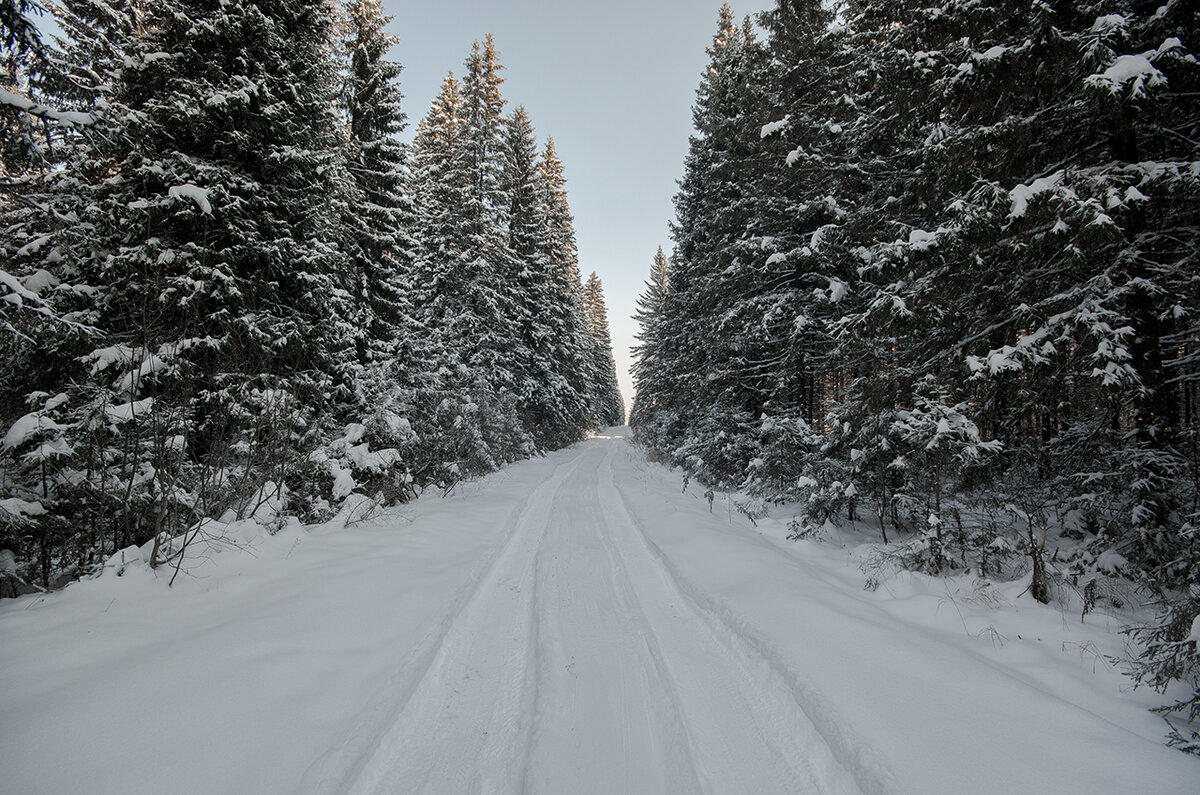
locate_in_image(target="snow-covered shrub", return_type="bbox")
[891,377,1001,529]
[812,396,909,543]
[672,408,759,492]
[740,414,821,502]
[318,418,417,509]
[1127,590,1200,755]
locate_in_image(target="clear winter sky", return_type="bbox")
[384,0,771,415]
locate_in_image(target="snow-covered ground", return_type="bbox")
[1,429,1196,793]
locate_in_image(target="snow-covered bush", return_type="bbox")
[1127,590,1200,755]
[740,414,821,502]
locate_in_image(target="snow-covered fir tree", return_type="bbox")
[582,272,624,427]
[402,39,614,477]
[339,0,415,366]
[640,5,775,485]
[502,109,592,447]
[629,246,671,432]
[4,0,358,580]
[408,44,529,477]
[537,136,605,436]
[325,0,425,501]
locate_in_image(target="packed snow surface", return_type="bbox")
[1,430,1196,793]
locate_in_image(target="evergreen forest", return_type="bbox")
[630,0,1199,740]
[0,0,623,588]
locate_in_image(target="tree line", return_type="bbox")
[631,0,1198,743]
[0,0,623,590]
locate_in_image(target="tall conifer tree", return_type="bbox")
[629,246,671,432]
[9,0,356,567]
[582,272,624,427]
[502,109,591,446]
[538,137,597,432]
[339,0,416,366]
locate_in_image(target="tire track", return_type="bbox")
[301,449,587,794]
[606,447,900,795]
[523,442,705,795]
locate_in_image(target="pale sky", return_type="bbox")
[384,0,772,413]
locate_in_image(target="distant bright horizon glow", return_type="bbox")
[385,0,772,413]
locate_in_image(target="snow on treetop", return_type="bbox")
[1008,171,1065,218]
[339,423,368,445]
[1087,54,1166,98]
[3,412,69,451]
[823,195,846,219]
[15,234,51,258]
[1155,37,1183,56]
[828,279,848,304]
[1090,14,1128,33]
[116,353,170,394]
[1124,185,1149,203]
[1095,548,1129,574]
[760,116,790,138]
[0,498,46,519]
[168,184,213,215]
[106,398,155,424]
[810,225,832,252]
[906,228,938,250]
[21,269,59,295]
[85,344,136,375]
[1,269,38,305]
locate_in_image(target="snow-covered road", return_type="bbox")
[2,430,1196,793]
[329,440,858,795]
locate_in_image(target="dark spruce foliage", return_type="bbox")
[0,9,620,588]
[631,0,1199,739]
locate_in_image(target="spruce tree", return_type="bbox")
[339,0,415,366]
[455,35,527,457]
[7,0,357,571]
[327,0,424,500]
[408,71,487,479]
[409,44,530,478]
[656,5,770,484]
[754,0,850,423]
[502,109,590,447]
[582,272,624,427]
[538,136,596,435]
[629,246,671,432]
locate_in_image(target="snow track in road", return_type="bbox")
[605,451,893,795]
[337,439,865,795]
[524,443,705,794]
[309,450,588,795]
